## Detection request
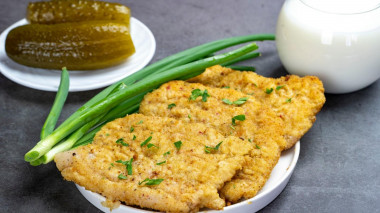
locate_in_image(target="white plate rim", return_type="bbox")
[0,18,156,92]
[75,141,300,213]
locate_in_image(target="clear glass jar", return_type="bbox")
[276,0,380,93]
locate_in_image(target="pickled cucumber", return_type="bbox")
[27,0,131,25]
[5,21,135,70]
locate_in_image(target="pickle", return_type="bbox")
[5,21,135,70]
[27,0,131,25]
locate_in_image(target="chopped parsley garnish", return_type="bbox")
[116,138,129,146]
[105,133,110,136]
[202,90,210,102]
[140,136,152,147]
[118,173,127,180]
[256,144,261,149]
[230,125,236,130]
[116,158,133,175]
[132,135,136,140]
[222,99,233,105]
[139,178,164,186]
[168,103,176,109]
[110,163,115,167]
[265,88,274,94]
[137,120,143,124]
[223,97,249,106]
[286,98,292,103]
[147,143,159,149]
[248,139,252,142]
[156,161,166,165]
[130,126,134,133]
[276,85,285,90]
[205,141,223,153]
[222,86,230,89]
[174,141,183,150]
[232,114,246,126]
[189,89,210,102]
[188,114,191,119]
[163,151,170,156]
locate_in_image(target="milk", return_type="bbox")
[276,0,380,93]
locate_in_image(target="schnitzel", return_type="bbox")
[55,114,253,212]
[139,81,285,202]
[189,65,325,149]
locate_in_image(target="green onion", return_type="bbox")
[40,67,69,139]
[225,65,256,72]
[116,158,133,175]
[156,161,166,165]
[140,136,152,147]
[232,114,246,126]
[139,178,164,186]
[147,143,158,149]
[116,138,129,147]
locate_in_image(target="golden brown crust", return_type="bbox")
[55,114,253,212]
[189,65,326,149]
[139,81,285,202]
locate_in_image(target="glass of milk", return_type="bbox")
[276,0,380,93]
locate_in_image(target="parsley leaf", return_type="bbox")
[168,103,176,109]
[222,98,233,105]
[202,89,210,102]
[189,89,203,100]
[116,138,129,146]
[276,85,285,90]
[174,141,183,150]
[256,144,261,149]
[222,86,230,89]
[118,173,127,180]
[130,126,134,133]
[233,97,248,105]
[265,88,274,94]
[232,114,246,126]
[223,97,248,105]
[156,161,166,165]
[163,151,170,156]
[132,135,136,140]
[140,136,152,147]
[205,141,223,153]
[189,89,210,102]
[137,120,143,124]
[139,178,164,186]
[286,98,292,103]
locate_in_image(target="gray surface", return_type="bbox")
[0,0,379,212]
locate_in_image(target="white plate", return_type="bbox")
[0,18,156,92]
[76,141,300,213]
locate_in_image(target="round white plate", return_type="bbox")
[0,18,156,92]
[76,141,300,213]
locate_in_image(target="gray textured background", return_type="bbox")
[1,0,379,212]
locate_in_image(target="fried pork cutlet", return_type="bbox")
[189,65,326,149]
[139,81,286,202]
[55,114,254,213]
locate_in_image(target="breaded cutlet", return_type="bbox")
[55,114,253,212]
[189,65,326,149]
[139,81,285,202]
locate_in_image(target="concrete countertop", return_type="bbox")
[1,0,379,212]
